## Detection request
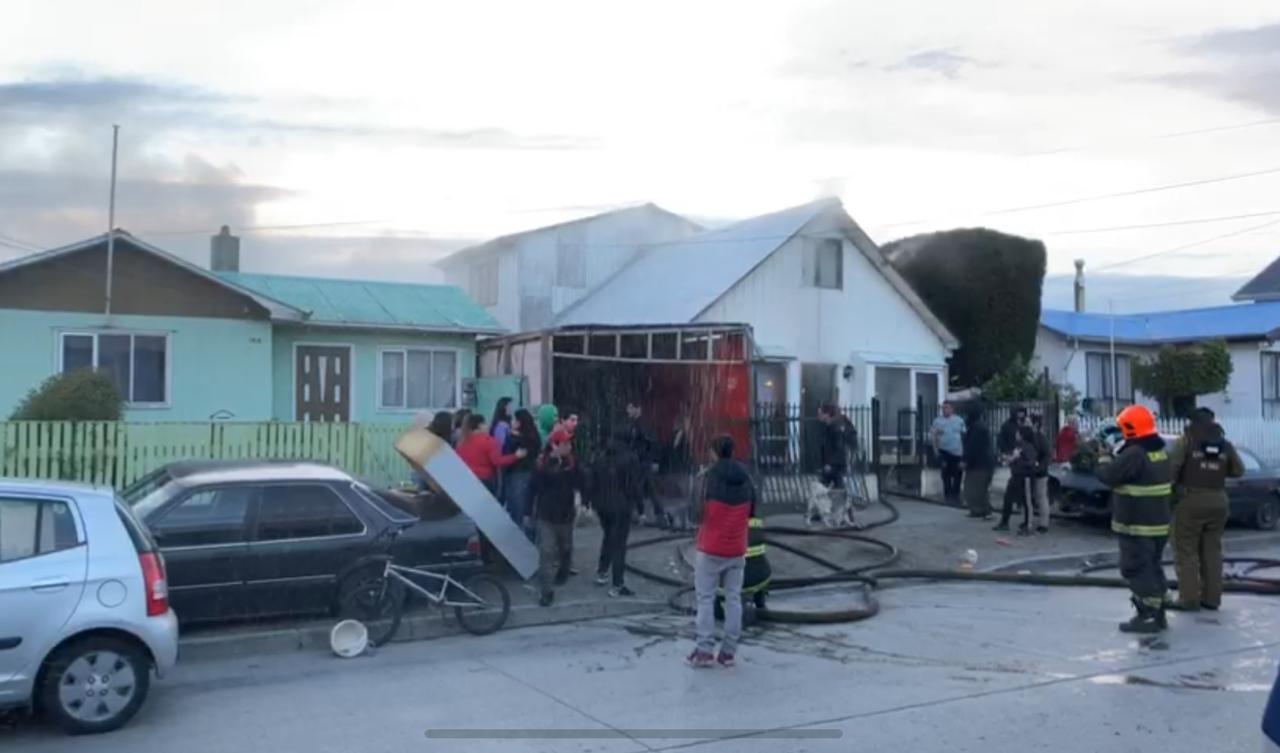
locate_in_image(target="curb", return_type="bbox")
[177,596,669,663]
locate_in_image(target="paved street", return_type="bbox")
[8,567,1280,753]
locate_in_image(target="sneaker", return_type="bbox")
[594,571,609,586]
[539,591,554,607]
[716,652,736,668]
[609,585,636,598]
[992,524,1009,532]
[686,649,715,669]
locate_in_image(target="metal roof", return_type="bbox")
[218,272,505,334]
[1234,255,1280,302]
[0,232,303,321]
[1040,301,1280,344]
[555,199,840,326]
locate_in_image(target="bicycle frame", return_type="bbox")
[381,562,492,609]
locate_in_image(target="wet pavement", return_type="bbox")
[9,560,1280,752]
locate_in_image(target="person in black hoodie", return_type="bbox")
[590,434,643,596]
[531,431,586,607]
[962,410,996,519]
[994,425,1038,534]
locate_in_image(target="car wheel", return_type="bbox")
[39,636,151,735]
[1255,498,1280,531]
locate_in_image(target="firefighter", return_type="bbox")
[715,515,771,623]
[1168,408,1244,612]
[1096,405,1173,634]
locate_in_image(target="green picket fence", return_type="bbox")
[0,421,412,491]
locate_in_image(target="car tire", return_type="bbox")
[39,636,152,735]
[1255,498,1280,531]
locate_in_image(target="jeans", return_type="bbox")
[503,471,534,539]
[596,508,633,587]
[694,551,745,655]
[939,450,964,498]
[537,520,574,596]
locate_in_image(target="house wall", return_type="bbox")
[1199,341,1279,418]
[442,207,702,332]
[269,326,478,423]
[698,225,952,408]
[0,309,274,421]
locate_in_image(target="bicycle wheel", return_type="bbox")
[338,570,406,647]
[453,573,511,636]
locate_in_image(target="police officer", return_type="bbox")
[1169,408,1244,612]
[1096,405,1174,634]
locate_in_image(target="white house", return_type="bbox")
[553,198,959,421]
[436,203,703,332]
[1034,303,1280,419]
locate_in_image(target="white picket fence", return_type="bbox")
[1078,415,1280,466]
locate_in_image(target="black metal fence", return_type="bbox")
[745,403,876,509]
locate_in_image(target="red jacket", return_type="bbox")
[456,433,519,481]
[695,460,755,558]
[1055,426,1079,463]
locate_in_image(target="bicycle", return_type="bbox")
[338,522,511,646]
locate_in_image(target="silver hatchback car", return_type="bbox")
[0,479,179,734]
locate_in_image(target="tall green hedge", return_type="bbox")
[884,228,1047,387]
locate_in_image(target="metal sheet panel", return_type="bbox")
[394,428,539,579]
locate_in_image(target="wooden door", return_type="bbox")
[295,345,351,422]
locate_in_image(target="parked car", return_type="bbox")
[0,479,178,734]
[121,461,480,624]
[1050,446,1280,530]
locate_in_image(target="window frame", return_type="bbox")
[1263,351,1280,419]
[1085,351,1135,403]
[804,238,844,290]
[376,345,462,413]
[55,329,171,408]
[148,484,256,550]
[0,494,84,565]
[247,482,368,544]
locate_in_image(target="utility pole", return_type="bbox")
[104,124,120,316]
[1108,298,1118,415]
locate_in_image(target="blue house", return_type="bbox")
[0,230,503,422]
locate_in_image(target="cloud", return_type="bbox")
[1158,23,1280,114]
[887,48,984,79]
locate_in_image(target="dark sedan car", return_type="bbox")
[123,460,480,624]
[1051,447,1280,530]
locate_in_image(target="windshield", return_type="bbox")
[121,468,182,519]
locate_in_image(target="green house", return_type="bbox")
[0,231,504,422]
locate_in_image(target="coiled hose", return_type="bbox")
[623,489,1280,625]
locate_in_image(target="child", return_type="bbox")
[531,431,585,607]
[994,425,1038,535]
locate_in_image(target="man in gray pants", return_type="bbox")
[689,435,755,668]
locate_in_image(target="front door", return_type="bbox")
[295,345,351,422]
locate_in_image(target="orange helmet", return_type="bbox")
[1116,405,1156,440]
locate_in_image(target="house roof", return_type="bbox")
[0,231,304,320]
[553,198,959,348]
[1234,255,1280,302]
[218,272,505,334]
[1040,301,1280,344]
[435,202,702,267]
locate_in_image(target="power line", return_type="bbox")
[1018,116,1280,158]
[0,232,41,251]
[138,219,387,236]
[1042,208,1280,236]
[1092,216,1280,273]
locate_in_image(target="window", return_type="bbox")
[470,259,498,306]
[556,239,585,288]
[151,487,253,547]
[0,498,79,563]
[254,485,363,541]
[59,331,168,405]
[1264,352,1280,419]
[803,238,843,289]
[1240,450,1262,474]
[1085,352,1134,408]
[379,348,458,410]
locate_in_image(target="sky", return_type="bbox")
[2,0,1279,312]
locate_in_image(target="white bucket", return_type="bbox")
[330,619,369,658]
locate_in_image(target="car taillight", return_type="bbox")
[466,535,480,556]
[139,552,169,617]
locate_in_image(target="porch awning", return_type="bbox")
[857,351,948,368]
[754,343,796,361]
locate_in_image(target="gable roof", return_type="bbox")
[218,272,504,334]
[0,231,303,320]
[1234,255,1280,302]
[1041,301,1280,345]
[435,203,702,267]
[554,198,959,348]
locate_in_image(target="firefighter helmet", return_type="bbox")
[1116,405,1157,440]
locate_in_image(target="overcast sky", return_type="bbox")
[3,0,1279,311]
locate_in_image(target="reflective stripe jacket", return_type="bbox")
[742,517,771,594]
[1096,436,1173,537]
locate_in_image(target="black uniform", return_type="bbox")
[1096,435,1173,631]
[819,418,850,489]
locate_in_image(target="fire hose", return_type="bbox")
[623,490,1280,625]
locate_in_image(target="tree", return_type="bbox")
[980,357,1047,402]
[10,369,123,421]
[884,228,1047,387]
[1132,340,1232,418]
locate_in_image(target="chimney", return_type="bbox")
[1073,258,1086,313]
[210,225,240,272]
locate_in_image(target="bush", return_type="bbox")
[10,369,124,421]
[1133,340,1232,418]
